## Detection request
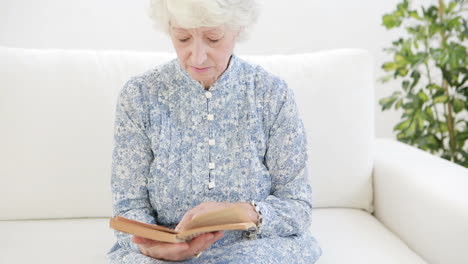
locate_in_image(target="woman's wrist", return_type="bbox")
[237,201,263,239]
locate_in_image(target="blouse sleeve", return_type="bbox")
[110,77,156,253]
[257,79,313,238]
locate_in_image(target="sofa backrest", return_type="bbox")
[0,47,374,220]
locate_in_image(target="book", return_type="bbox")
[109,205,257,243]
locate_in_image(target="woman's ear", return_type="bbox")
[237,27,244,38]
[232,27,243,42]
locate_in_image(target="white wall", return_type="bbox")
[0,0,407,138]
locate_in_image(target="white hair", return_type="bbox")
[149,0,259,41]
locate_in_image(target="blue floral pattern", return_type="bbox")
[108,55,322,263]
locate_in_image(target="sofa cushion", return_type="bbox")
[0,47,374,220]
[0,47,173,220]
[310,208,427,264]
[0,209,427,264]
[0,218,114,264]
[244,51,374,212]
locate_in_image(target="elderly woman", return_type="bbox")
[107,0,322,263]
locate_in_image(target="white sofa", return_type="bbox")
[1,46,467,264]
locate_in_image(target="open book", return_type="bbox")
[109,206,256,243]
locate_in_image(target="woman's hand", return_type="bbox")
[175,201,259,232]
[132,231,224,261]
[133,201,258,261]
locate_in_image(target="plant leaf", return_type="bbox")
[382,62,398,71]
[395,99,404,110]
[446,1,457,14]
[396,67,409,77]
[453,98,464,113]
[379,96,399,111]
[426,83,443,91]
[417,90,429,102]
[410,71,421,90]
[394,119,411,131]
[456,131,468,148]
[415,113,425,131]
[424,107,435,122]
[379,74,393,83]
[406,120,417,137]
[402,80,410,91]
[395,54,406,64]
[418,134,442,150]
[383,14,402,29]
[433,95,449,104]
[409,10,422,20]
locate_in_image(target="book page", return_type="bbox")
[183,206,252,231]
[115,216,178,234]
[178,222,256,241]
[110,217,183,243]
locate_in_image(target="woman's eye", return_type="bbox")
[178,38,190,43]
[208,38,221,43]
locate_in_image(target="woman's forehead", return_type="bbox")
[170,25,225,34]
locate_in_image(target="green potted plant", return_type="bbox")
[379,0,468,167]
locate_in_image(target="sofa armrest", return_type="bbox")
[373,138,468,264]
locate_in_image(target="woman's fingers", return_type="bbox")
[131,232,223,261]
[133,236,190,260]
[132,235,159,246]
[175,211,194,232]
[189,232,214,254]
[135,201,231,260]
[185,231,224,256]
[176,202,232,231]
[154,241,191,259]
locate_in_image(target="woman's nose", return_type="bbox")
[190,41,207,66]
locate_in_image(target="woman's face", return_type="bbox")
[169,23,239,88]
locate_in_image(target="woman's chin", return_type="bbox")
[188,73,213,86]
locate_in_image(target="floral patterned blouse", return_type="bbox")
[107,55,322,263]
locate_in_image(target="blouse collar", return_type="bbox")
[174,54,241,93]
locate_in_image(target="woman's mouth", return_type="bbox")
[191,66,211,73]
